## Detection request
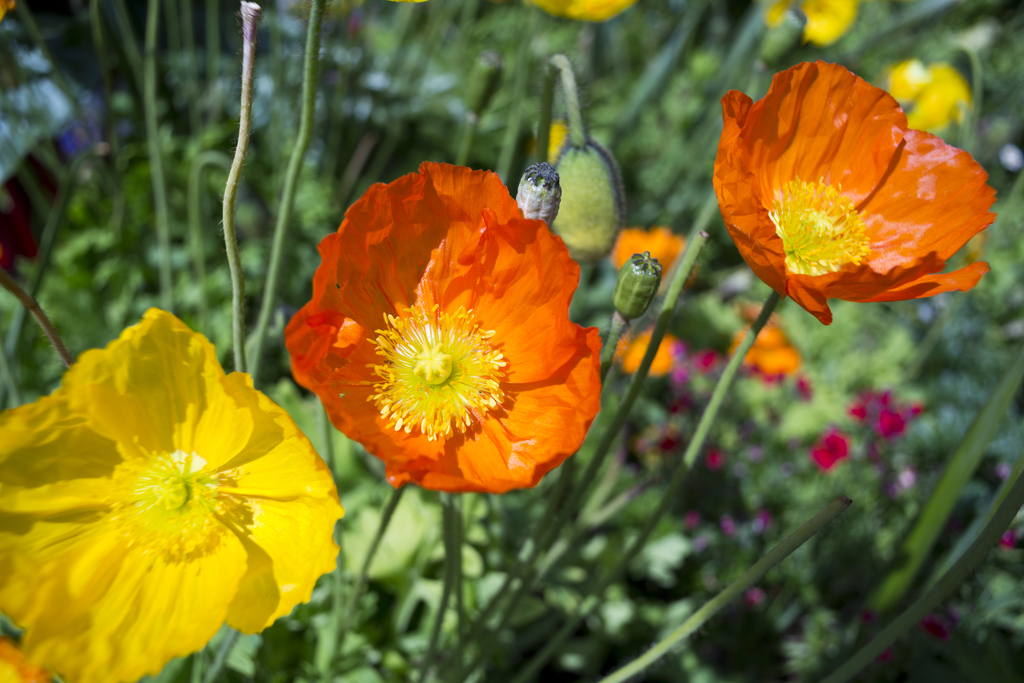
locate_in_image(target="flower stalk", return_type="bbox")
[222,1,263,373]
[549,55,585,149]
[249,0,326,384]
[0,265,73,368]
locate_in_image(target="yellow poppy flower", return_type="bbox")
[533,0,639,22]
[764,0,859,46]
[884,60,972,131]
[0,309,343,683]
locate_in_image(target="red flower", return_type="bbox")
[286,163,601,492]
[714,61,995,325]
[876,408,907,439]
[1000,529,1017,550]
[811,429,850,471]
[705,448,725,470]
[920,613,950,641]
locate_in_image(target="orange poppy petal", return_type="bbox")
[857,261,989,303]
[858,129,996,272]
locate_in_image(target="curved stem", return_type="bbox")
[187,150,232,330]
[822,458,1024,683]
[509,289,782,683]
[599,312,628,382]
[248,0,326,385]
[599,497,852,683]
[222,2,262,373]
[549,55,585,149]
[144,0,174,311]
[0,269,73,368]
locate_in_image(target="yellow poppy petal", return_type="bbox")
[0,512,247,683]
[533,0,639,22]
[212,374,342,632]
[802,0,858,46]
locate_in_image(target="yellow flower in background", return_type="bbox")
[884,60,972,131]
[612,226,686,271]
[0,638,50,683]
[548,120,569,162]
[0,310,343,683]
[764,0,859,46]
[533,0,639,22]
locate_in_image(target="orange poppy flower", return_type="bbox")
[731,325,801,375]
[713,61,996,325]
[285,162,601,493]
[617,330,680,376]
[611,227,686,271]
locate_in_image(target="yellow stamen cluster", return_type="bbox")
[770,179,871,276]
[110,450,232,561]
[368,304,506,441]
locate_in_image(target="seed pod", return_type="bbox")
[516,163,561,228]
[552,138,625,263]
[613,251,662,320]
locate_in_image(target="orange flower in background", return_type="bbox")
[286,162,601,493]
[732,326,801,375]
[618,330,680,376]
[714,61,996,325]
[612,227,686,270]
[0,638,50,683]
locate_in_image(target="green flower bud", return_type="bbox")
[613,251,662,320]
[516,163,561,228]
[464,51,504,119]
[552,138,625,263]
[759,8,807,65]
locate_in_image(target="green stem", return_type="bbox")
[496,13,534,181]
[181,0,202,135]
[417,494,459,683]
[549,55,585,149]
[598,497,852,683]
[109,0,146,99]
[189,651,205,683]
[336,486,406,658]
[89,0,121,158]
[454,117,479,168]
[144,0,174,311]
[0,269,73,368]
[599,312,628,382]
[822,459,1024,683]
[868,338,1024,614]
[536,62,556,163]
[206,0,222,123]
[509,289,782,683]
[202,629,240,683]
[187,151,232,331]
[222,2,262,374]
[248,0,326,385]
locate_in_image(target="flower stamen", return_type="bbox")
[368,304,505,441]
[770,179,871,276]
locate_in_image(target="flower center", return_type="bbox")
[368,304,506,441]
[769,179,871,276]
[110,449,229,561]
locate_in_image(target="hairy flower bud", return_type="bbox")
[516,163,561,228]
[613,251,662,320]
[552,138,625,263]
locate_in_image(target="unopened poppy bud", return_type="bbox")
[464,50,504,120]
[516,162,561,227]
[613,251,662,320]
[552,138,625,263]
[759,8,806,65]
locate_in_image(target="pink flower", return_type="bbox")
[705,448,725,470]
[693,350,720,373]
[744,587,766,607]
[753,508,772,533]
[684,510,701,530]
[796,375,813,401]
[1000,529,1017,550]
[876,408,907,439]
[920,613,950,641]
[719,514,736,536]
[811,429,850,471]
